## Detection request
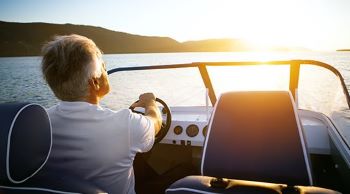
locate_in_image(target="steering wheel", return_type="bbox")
[129,98,171,144]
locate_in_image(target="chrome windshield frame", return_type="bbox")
[107,60,350,108]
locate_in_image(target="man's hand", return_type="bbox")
[131,93,156,108]
[131,93,162,135]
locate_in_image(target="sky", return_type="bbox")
[0,0,350,50]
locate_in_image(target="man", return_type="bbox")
[41,34,162,194]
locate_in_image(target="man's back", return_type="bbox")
[46,101,154,194]
[40,35,161,194]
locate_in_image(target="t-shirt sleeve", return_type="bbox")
[128,110,155,153]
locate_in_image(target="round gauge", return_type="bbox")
[173,125,183,135]
[202,125,208,137]
[186,124,199,137]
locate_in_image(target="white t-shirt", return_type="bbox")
[46,101,155,194]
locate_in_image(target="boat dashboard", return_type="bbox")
[157,105,336,157]
[160,106,212,146]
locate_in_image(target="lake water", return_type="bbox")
[1,51,350,109]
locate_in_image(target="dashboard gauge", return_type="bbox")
[173,125,183,135]
[202,125,208,137]
[186,124,199,137]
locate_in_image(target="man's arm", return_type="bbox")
[131,93,162,135]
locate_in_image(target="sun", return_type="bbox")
[213,0,314,51]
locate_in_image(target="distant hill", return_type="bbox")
[336,49,350,51]
[0,21,254,57]
[182,39,252,52]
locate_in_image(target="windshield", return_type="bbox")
[102,67,210,110]
[103,60,350,148]
[207,65,290,94]
[297,64,350,149]
[298,64,349,115]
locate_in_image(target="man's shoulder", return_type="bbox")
[46,104,58,114]
[47,102,132,120]
[102,107,132,117]
[96,107,136,124]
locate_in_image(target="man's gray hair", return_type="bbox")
[41,34,102,101]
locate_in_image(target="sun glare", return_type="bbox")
[208,65,290,95]
[213,0,319,51]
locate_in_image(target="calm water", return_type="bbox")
[1,51,350,108]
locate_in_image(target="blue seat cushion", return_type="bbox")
[0,103,51,183]
[0,169,105,194]
[201,91,312,185]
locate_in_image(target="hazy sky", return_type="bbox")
[1,0,350,50]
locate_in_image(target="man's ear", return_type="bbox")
[88,78,100,90]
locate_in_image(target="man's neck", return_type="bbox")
[86,95,100,105]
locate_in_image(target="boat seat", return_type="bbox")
[166,175,340,194]
[166,91,340,194]
[0,102,105,194]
